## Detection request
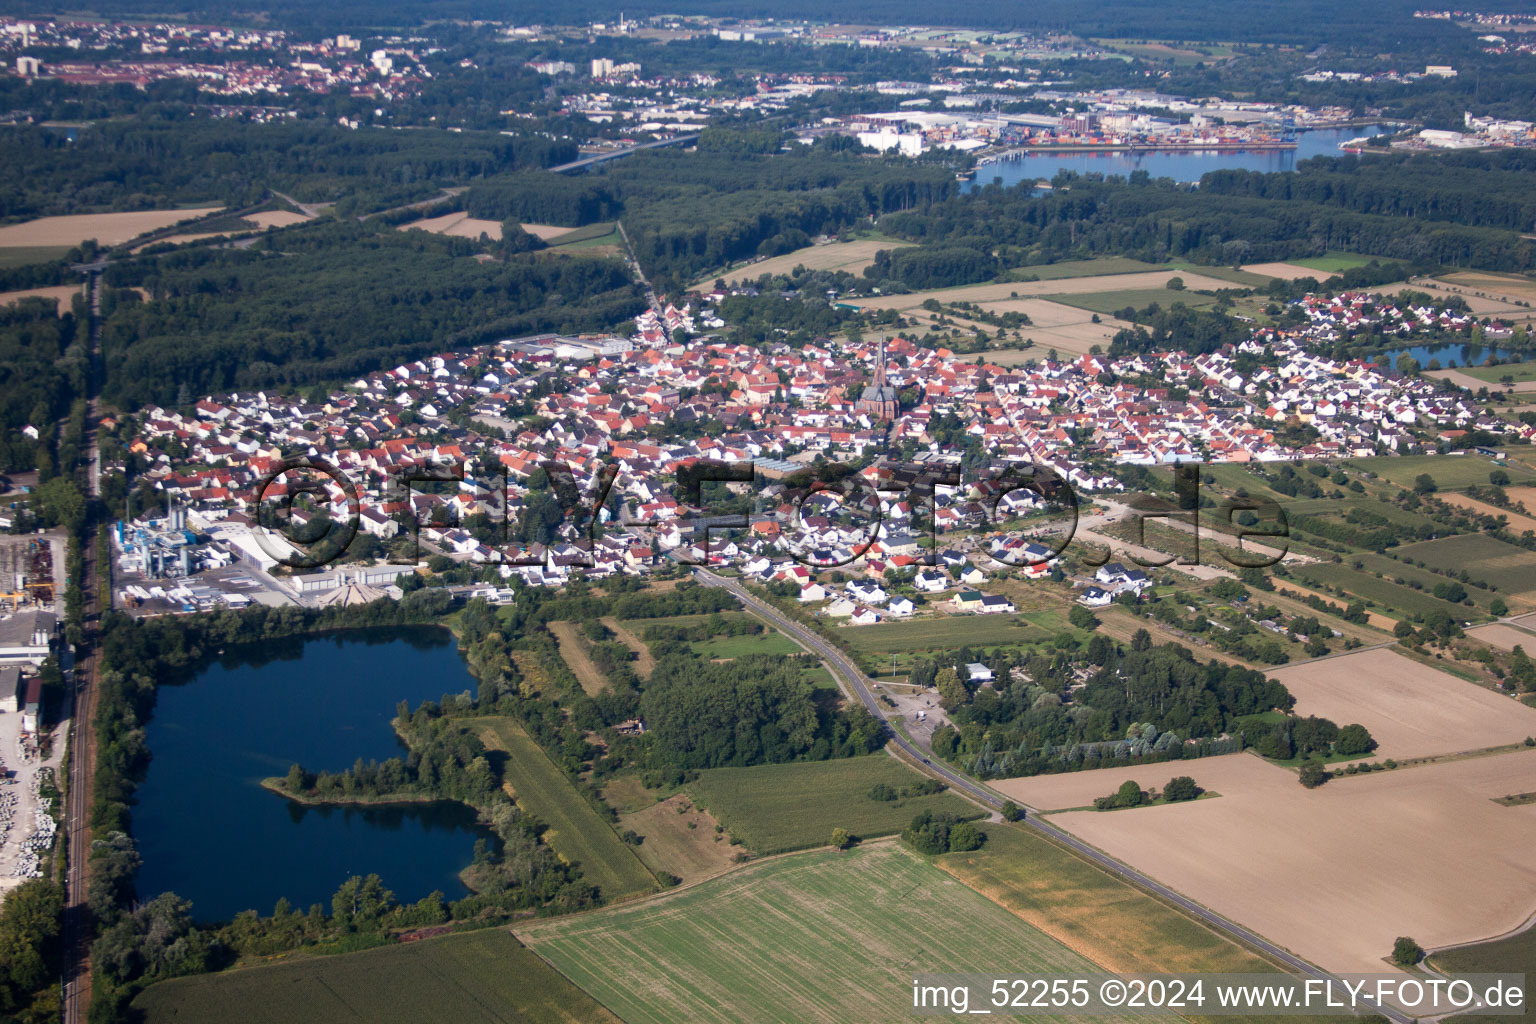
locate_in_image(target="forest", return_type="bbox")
[0,119,577,222]
[96,219,644,408]
[0,297,86,472]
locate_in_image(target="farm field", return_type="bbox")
[619,793,740,883]
[0,284,81,314]
[246,209,311,229]
[1290,561,1472,620]
[399,210,503,240]
[838,613,1046,654]
[519,842,1178,1024]
[546,221,618,247]
[1240,261,1332,280]
[1266,648,1536,759]
[698,238,911,287]
[1045,287,1218,316]
[548,620,610,696]
[1392,533,1536,602]
[1430,922,1536,976]
[1438,491,1536,532]
[0,207,224,247]
[1339,551,1504,611]
[1459,360,1536,384]
[939,818,1288,975]
[1466,622,1536,651]
[0,244,72,268]
[969,296,1134,357]
[1003,256,1163,280]
[991,754,1249,812]
[1347,453,1535,490]
[848,269,1241,314]
[1439,269,1536,305]
[133,927,620,1024]
[1045,748,1536,975]
[474,717,656,899]
[686,755,981,854]
[1285,252,1385,274]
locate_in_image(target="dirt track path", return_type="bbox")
[601,617,655,678]
[548,621,609,696]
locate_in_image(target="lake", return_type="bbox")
[134,627,492,922]
[966,125,1391,190]
[1379,343,1522,371]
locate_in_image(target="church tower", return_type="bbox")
[858,338,900,421]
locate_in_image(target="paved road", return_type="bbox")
[548,133,698,173]
[694,568,1412,1024]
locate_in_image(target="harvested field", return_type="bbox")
[399,211,503,240]
[1266,648,1536,759]
[0,207,224,247]
[548,620,609,695]
[700,238,912,287]
[599,616,655,677]
[133,927,620,1024]
[1466,622,1536,651]
[475,716,656,899]
[130,231,236,253]
[520,222,579,241]
[976,298,1134,357]
[519,842,1178,1024]
[940,822,1285,976]
[246,209,311,228]
[0,284,81,315]
[1439,270,1536,305]
[686,756,981,854]
[991,754,1249,811]
[851,270,1241,313]
[1045,749,1536,975]
[620,793,740,883]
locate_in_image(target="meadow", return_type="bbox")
[1286,252,1383,273]
[1430,925,1536,976]
[686,755,982,854]
[838,613,1047,654]
[1461,361,1536,384]
[133,927,619,1024]
[1045,287,1218,316]
[519,842,1178,1024]
[474,717,656,899]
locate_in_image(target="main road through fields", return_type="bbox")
[692,567,1412,1024]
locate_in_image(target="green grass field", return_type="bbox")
[692,631,802,659]
[1429,926,1536,975]
[1345,551,1501,610]
[1392,533,1536,596]
[547,222,619,248]
[1291,563,1471,620]
[1286,252,1383,274]
[0,245,73,268]
[1459,361,1536,384]
[1346,454,1536,490]
[839,613,1046,653]
[520,842,1180,1024]
[1003,256,1163,281]
[686,756,982,854]
[474,717,656,899]
[134,927,619,1024]
[1045,288,1218,315]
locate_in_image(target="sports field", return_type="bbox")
[1044,749,1536,974]
[1392,533,1536,602]
[474,717,656,898]
[839,613,1046,653]
[519,842,1179,1024]
[686,755,981,854]
[1266,648,1536,760]
[0,207,224,247]
[133,927,620,1024]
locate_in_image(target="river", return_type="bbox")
[966,125,1392,190]
[133,627,492,922]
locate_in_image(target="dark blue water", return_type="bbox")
[135,627,491,922]
[1380,343,1522,371]
[966,125,1391,190]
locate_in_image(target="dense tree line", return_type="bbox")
[0,120,577,222]
[0,298,85,473]
[97,220,643,408]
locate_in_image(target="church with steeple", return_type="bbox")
[857,340,900,421]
